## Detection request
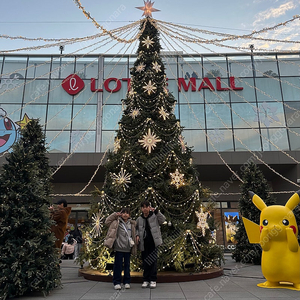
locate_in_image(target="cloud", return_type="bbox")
[253,1,297,26]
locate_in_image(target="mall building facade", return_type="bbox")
[1,52,300,248]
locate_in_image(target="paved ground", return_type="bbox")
[17,254,300,300]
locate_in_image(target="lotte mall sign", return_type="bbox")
[62,74,243,96]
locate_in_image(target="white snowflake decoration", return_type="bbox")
[113,137,121,153]
[178,135,187,153]
[142,36,154,49]
[136,63,146,73]
[152,61,161,73]
[130,108,140,119]
[143,80,157,95]
[170,169,185,189]
[90,211,105,238]
[158,106,169,120]
[138,128,161,154]
[111,168,132,190]
[195,208,209,236]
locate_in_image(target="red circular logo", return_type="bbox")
[62,74,85,95]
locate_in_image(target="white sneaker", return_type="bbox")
[142,281,149,288]
[114,284,121,290]
[124,283,130,289]
[150,281,156,289]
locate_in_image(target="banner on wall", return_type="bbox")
[224,212,239,244]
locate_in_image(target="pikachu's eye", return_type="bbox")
[262,219,268,226]
[282,219,289,226]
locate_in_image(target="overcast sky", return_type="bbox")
[0,0,299,54]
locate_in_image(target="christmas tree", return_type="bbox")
[232,163,276,264]
[0,119,61,299]
[83,16,223,273]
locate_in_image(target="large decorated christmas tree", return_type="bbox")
[83,12,223,273]
[0,119,61,299]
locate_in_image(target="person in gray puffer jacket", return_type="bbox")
[104,208,136,290]
[136,200,166,289]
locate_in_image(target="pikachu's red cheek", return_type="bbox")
[290,225,296,234]
[260,226,263,233]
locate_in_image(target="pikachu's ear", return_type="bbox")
[249,191,267,211]
[285,190,300,211]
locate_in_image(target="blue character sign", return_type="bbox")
[0,108,20,153]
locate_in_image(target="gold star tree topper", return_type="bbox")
[136,0,160,17]
[16,113,31,129]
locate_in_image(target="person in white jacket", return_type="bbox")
[104,208,136,290]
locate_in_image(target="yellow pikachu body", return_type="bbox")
[243,191,300,290]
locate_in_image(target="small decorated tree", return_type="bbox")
[0,119,61,299]
[232,163,276,264]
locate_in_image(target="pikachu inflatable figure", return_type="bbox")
[243,191,300,290]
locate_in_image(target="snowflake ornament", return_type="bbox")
[130,108,140,119]
[90,211,105,238]
[138,128,161,154]
[158,106,169,120]
[152,61,161,73]
[195,207,209,236]
[136,63,146,73]
[142,36,155,49]
[143,80,157,95]
[111,168,132,190]
[113,137,121,153]
[178,135,187,153]
[170,169,185,189]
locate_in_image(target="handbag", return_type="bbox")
[122,223,135,247]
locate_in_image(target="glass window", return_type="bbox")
[204,80,230,103]
[75,57,99,79]
[234,129,262,151]
[46,105,72,130]
[70,130,96,153]
[46,131,70,153]
[0,78,24,103]
[24,80,49,104]
[227,56,253,77]
[102,105,122,130]
[257,102,285,128]
[72,105,97,130]
[2,56,27,79]
[182,129,206,151]
[180,57,202,79]
[232,103,259,128]
[261,128,289,151]
[254,56,278,77]
[230,78,256,102]
[167,79,179,103]
[102,81,127,105]
[49,80,71,104]
[281,77,300,101]
[206,103,232,129]
[278,55,300,76]
[284,102,300,127]
[27,57,51,79]
[21,104,47,129]
[178,78,204,104]
[104,57,128,79]
[256,77,282,101]
[288,128,300,150]
[101,130,116,152]
[207,129,234,151]
[161,55,177,79]
[0,56,3,73]
[203,57,228,78]
[74,80,97,104]
[51,57,75,79]
[0,104,22,123]
[179,104,205,129]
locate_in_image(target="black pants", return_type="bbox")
[141,247,157,282]
[63,253,74,259]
